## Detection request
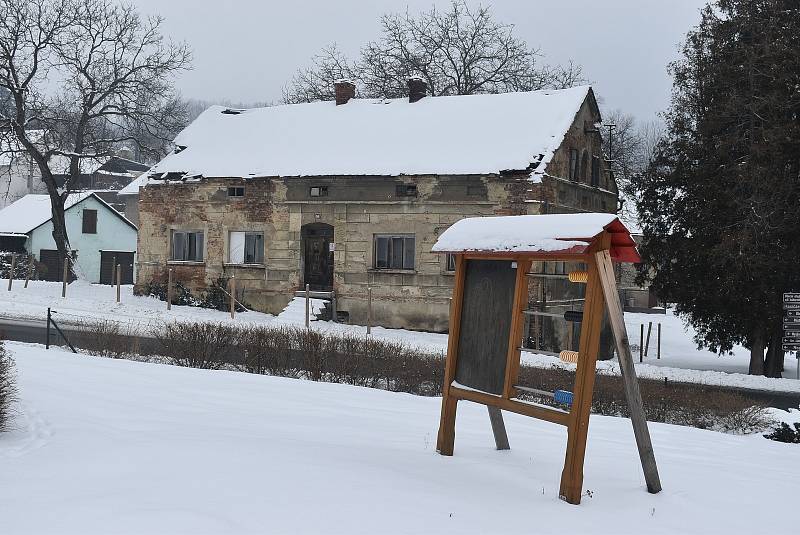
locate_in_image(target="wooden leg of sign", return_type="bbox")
[487,407,510,450]
[559,254,604,505]
[596,250,662,494]
[437,255,466,456]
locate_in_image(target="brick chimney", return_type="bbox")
[334,80,356,105]
[408,77,427,103]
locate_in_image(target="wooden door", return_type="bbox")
[100,251,134,285]
[302,224,334,291]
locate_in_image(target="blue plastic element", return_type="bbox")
[553,390,574,406]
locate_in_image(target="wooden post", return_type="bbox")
[367,286,372,335]
[559,252,605,505]
[487,406,510,450]
[116,264,121,303]
[24,255,33,288]
[639,323,644,362]
[568,321,574,351]
[437,254,466,456]
[644,321,653,357]
[305,283,310,328]
[7,253,16,291]
[230,275,236,319]
[595,249,662,495]
[62,257,68,298]
[657,323,661,359]
[167,268,173,310]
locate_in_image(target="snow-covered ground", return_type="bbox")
[1,280,797,391]
[1,342,798,535]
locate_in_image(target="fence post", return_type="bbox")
[644,321,653,357]
[62,257,68,298]
[639,323,644,363]
[24,254,33,288]
[305,283,310,328]
[46,307,51,349]
[167,268,173,310]
[230,275,236,320]
[7,253,16,291]
[116,264,121,303]
[657,322,661,359]
[367,286,372,335]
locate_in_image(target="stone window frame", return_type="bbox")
[227,186,245,198]
[168,228,206,264]
[372,233,416,271]
[226,229,266,267]
[568,148,579,181]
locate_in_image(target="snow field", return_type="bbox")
[0,342,798,534]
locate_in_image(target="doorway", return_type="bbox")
[301,223,334,291]
[99,251,135,285]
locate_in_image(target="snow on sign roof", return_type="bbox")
[148,86,593,180]
[0,192,94,234]
[432,213,640,262]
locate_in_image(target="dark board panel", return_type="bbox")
[455,259,517,394]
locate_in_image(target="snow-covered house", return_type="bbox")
[133,81,618,335]
[0,192,138,284]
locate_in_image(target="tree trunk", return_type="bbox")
[748,332,765,375]
[764,325,784,378]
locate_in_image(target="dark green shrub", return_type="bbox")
[764,422,800,443]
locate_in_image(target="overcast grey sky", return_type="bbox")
[131,0,708,122]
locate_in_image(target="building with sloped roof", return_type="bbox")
[134,80,618,336]
[0,192,137,284]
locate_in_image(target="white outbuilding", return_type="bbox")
[0,192,138,283]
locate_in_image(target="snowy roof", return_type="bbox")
[0,191,137,234]
[431,213,640,262]
[146,86,594,181]
[0,192,93,234]
[118,173,149,195]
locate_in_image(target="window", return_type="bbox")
[227,186,244,197]
[396,184,417,197]
[82,209,97,234]
[446,253,456,272]
[374,234,415,270]
[580,151,589,182]
[171,230,204,262]
[466,185,484,197]
[568,149,579,180]
[591,156,601,187]
[229,231,264,264]
[310,186,328,197]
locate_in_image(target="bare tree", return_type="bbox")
[283,1,584,103]
[601,109,665,227]
[0,0,190,272]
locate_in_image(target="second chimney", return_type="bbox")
[334,80,356,105]
[408,77,427,103]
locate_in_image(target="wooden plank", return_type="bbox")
[437,254,466,455]
[595,249,662,494]
[559,238,607,505]
[454,259,516,394]
[503,259,532,399]
[487,407,510,450]
[449,385,570,426]
[464,252,591,262]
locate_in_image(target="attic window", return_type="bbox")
[310,186,328,197]
[221,108,244,115]
[174,145,187,154]
[228,186,245,197]
[396,184,417,197]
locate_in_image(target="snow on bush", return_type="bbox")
[0,339,17,431]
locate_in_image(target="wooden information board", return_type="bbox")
[454,259,517,394]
